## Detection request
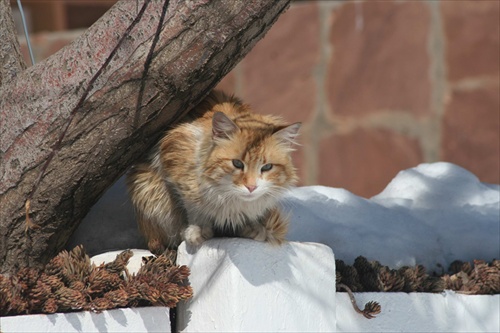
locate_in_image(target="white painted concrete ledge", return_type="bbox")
[1,241,499,332]
[0,307,171,333]
[336,291,500,332]
[177,239,337,332]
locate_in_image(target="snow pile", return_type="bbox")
[284,162,500,271]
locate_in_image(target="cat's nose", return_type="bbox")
[245,185,257,193]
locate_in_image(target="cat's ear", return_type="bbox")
[273,123,301,145]
[212,111,239,139]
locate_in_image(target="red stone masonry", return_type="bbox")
[319,128,423,197]
[327,0,432,118]
[440,0,500,184]
[19,0,500,198]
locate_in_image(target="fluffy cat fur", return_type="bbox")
[126,90,300,250]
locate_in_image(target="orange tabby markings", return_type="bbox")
[127,90,300,249]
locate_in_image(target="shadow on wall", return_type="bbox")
[66,176,146,256]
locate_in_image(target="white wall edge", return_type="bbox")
[0,306,171,333]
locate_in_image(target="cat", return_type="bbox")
[126,90,301,250]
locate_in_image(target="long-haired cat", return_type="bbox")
[126,90,300,250]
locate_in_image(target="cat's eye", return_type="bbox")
[261,163,273,172]
[232,159,244,170]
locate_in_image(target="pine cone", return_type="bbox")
[137,282,161,304]
[353,256,380,291]
[89,297,114,312]
[449,260,465,275]
[0,245,192,315]
[44,255,65,278]
[69,280,86,292]
[8,297,29,315]
[177,285,194,301]
[55,287,85,311]
[464,260,500,294]
[39,273,64,291]
[335,259,364,291]
[398,266,420,292]
[15,267,40,291]
[104,250,133,275]
[139,253,176,276]
[42,298,58,314]
[29,279,52,309]
[335,271,342,285]
[405,264,442,293]
[421,275,445,293]
[362,301,382,319]
[61,246,93,284]
[412,265,428,292]
[2,275,30,315]
[87,268,123,295]
[166,265,191,283]
[0,276,11,314]
[441,273,464,291]
[104,289,130,308]
[165,283,193,304]
[123,284,141,301]
[378,267,405,292]
[461,262,473,275]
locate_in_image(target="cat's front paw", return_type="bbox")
[184,225,214,246]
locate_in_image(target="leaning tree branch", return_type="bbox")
[0,0,27,86]
[0,0,290,273]
[135,0,169,121]
[24,0,153,231]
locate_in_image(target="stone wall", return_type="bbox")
[17,0,499,198]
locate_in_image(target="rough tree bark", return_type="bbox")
[0,0,290,273]
[0,0,27,84]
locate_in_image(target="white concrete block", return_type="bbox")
[0,307,170,332]
[176,239,336,332]
[336,291,500,332]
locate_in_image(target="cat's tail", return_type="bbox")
[264,208,290,246]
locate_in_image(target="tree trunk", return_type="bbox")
[0,0,27,84]
[0,0,290,273]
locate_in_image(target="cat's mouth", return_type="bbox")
[241,193,258,200]
[239,191,263,202]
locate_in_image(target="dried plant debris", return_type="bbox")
[336,256,499,295]
[2,249,497,320]
[0,246,192,316]
[337,282,382,319]
[441,259,500,295]
[336,256,499,319]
